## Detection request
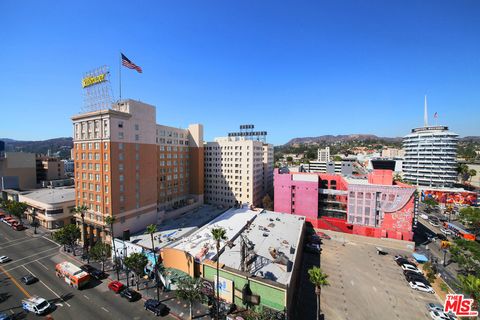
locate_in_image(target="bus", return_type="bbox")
[443,222,476,241]
[55,261,90,289]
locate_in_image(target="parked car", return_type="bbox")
[144,299,167,316]
[307,234,322,244]
[436,233,448,241]
[316,232,331,240]
[440,228,452,236]
[405,274,429,285]
[409,281,435,293]
[120,288,141,302]
[426,303,443,312]
[429,310,451,320]
[108,281,125,293]
[420,213,429,220]
[0,312,12,320]
[0,256,11,263]
[0,213,5,220]
[80,264,96,273]
[401,264,422,274]
[12,224,25,231]
[429,220,441,227]
[20,275,38,285]
[80,265,105,280]
[394,256,411,266]
[304,243,321,254]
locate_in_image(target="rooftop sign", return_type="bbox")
[412,126,448,133]
[82,73,107,88]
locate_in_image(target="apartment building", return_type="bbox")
[317,146,330,162]
[204,137,273,207]
[71,99,203,243]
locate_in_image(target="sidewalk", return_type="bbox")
[60,245,212,320]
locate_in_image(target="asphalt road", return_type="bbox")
[0,221,175,320]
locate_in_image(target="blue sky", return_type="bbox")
[1,0,479,145]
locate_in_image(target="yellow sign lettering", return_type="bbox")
[82,73,107,88]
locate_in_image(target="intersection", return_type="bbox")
[0,222,175,320]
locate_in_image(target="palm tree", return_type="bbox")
[105,215,119,280]
[176,277,204,320]
[458,274,480,311]
[31,208,39,234]
[308,266,329,320]
[72,205,89,257]
[145,224,160,300]
[211,227,227,319]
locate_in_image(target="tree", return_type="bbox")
[422,198,438,207]
[333,155,343,162]
[468,169,477,183]
[262,195,273,211]
[89,241,111,272]
[123,252,148,291]
[211,227,227,319]
[458,274,480,311]
[308,266,329,320]
[145,224,160,301]
[286,156,293,162]
[393,173,403,182]
[53,224,81,256]
[422,262,436,283]
[71,205,89,255]
[105,215,120,281]
[457,163,471,183]
[449,238,480,277]
[7,201,28,224]
[175,277,204,320]
[459,207,480,237]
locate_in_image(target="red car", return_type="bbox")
[108,281,125,293]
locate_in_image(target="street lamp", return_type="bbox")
[80,212,88,259]
[32,208,38,234]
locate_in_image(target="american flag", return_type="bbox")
[121,53,142,73]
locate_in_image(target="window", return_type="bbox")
[119,174,124,182]
[135,124,139,130]
[119,153,124,161]
[104,153,108,161]
[118,132,124,139]
[95,142,100,150]
[118,121,123,128]
[135,134,139,141]
[119,164,124,171]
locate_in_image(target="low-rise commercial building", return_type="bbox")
[19,187,75,229]
[164,205,305,316]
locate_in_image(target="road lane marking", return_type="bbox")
[0,236,30,246]
[0,237,38,249]
[42,235,60,247]
[36,260,49,270]
[22,265,71,308]
[0,264,31,298]
[101,307,109,312]
[1,246,58,267]
[0,253,58,274]
[83,294,90,300]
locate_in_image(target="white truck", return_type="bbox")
[21,296,51,315]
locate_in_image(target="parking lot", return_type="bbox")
[320,236,443,320]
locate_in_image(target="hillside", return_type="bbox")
[284,134,402,146]
[0,137,73,158]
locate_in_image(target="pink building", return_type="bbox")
[274,165,416,241]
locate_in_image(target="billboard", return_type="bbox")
[82,73,107,88]
[422,190,477,206]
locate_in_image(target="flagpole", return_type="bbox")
[119,53,122,102]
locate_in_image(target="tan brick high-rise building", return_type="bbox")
[204,137,273,207]
[72,99,203,243]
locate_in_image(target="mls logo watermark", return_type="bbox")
[444,294,478,317]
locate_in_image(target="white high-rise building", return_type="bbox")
[403,97,459,187]
[204,137,273,207]
[317,147,330,162]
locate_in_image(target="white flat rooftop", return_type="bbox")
[171,205,305,286]
[20,187,75,204]
[129,205,227,250]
